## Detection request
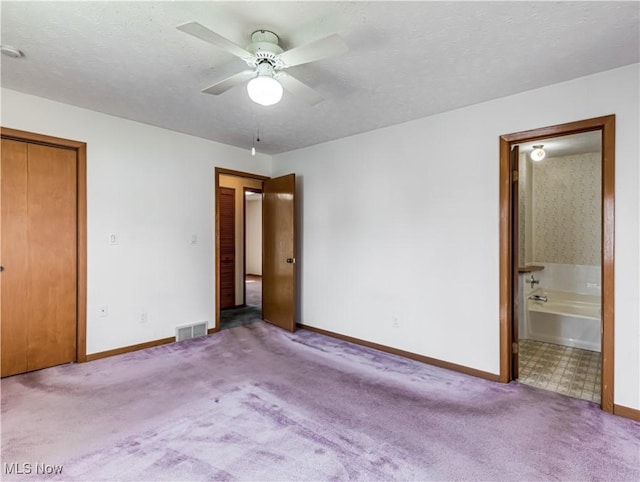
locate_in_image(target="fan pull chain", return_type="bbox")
[251,127,260,156]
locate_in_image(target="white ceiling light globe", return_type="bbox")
[247,75,283,106]
[530,145,546,162]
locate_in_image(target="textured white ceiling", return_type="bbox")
[1,1,638,154]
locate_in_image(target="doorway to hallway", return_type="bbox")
[221,275,262,330]
[214,167,297,333]
[221,187,263,331]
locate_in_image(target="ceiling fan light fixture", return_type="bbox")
[247,65,283,106]
[178,22,347,108]
[530,145,546,162]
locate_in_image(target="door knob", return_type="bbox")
[286,258,296,264]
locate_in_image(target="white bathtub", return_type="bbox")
[525,288,601,352]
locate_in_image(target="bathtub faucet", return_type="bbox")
[529,294,548,302]
[528,275,540,288]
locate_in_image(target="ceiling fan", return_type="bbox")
[177,22,348,106]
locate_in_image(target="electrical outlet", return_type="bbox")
[140,311,148,324]
[190,234,198,245]
[392,316,399,328]
[98,305,108,318]
[109,233,118,245]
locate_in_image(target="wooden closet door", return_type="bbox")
[219,187,236,309]
[1,139,77,377]
[1,140,30,376]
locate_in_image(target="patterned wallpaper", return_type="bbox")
[531,152,601,265]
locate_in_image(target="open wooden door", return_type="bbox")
[510,145,520,378]
[263,173,296,332]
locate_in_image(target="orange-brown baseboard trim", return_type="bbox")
[613,404,640,422]
[85,336,175,362]
[297,323,501,382]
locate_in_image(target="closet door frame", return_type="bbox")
[1,127,87,363]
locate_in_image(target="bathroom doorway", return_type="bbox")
[515,131,602,403]
[499,115,615,413]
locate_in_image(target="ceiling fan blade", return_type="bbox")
[177,22,254,61]
[277,72,324,106]
[202,70,256,95]
[278,34,348,68]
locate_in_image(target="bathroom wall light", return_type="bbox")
[530,145,546,162]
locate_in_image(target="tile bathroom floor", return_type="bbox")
[518,339,601,403]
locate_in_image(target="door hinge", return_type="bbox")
[512,342,519,354]
[512,170,519,182]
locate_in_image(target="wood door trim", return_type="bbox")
[216,167,270,182]
[214,168,268,332]
[510,145,520,379]
[1,127,86,150]
[76,143,87,362]
[1,127,87,363]
[498,115,615,413]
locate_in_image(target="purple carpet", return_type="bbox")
[2,322,639,481]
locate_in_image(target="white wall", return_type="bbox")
[1,88,271,354]
[272,64,640,410]
[246,198,263,276]
[3,65,638,411]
